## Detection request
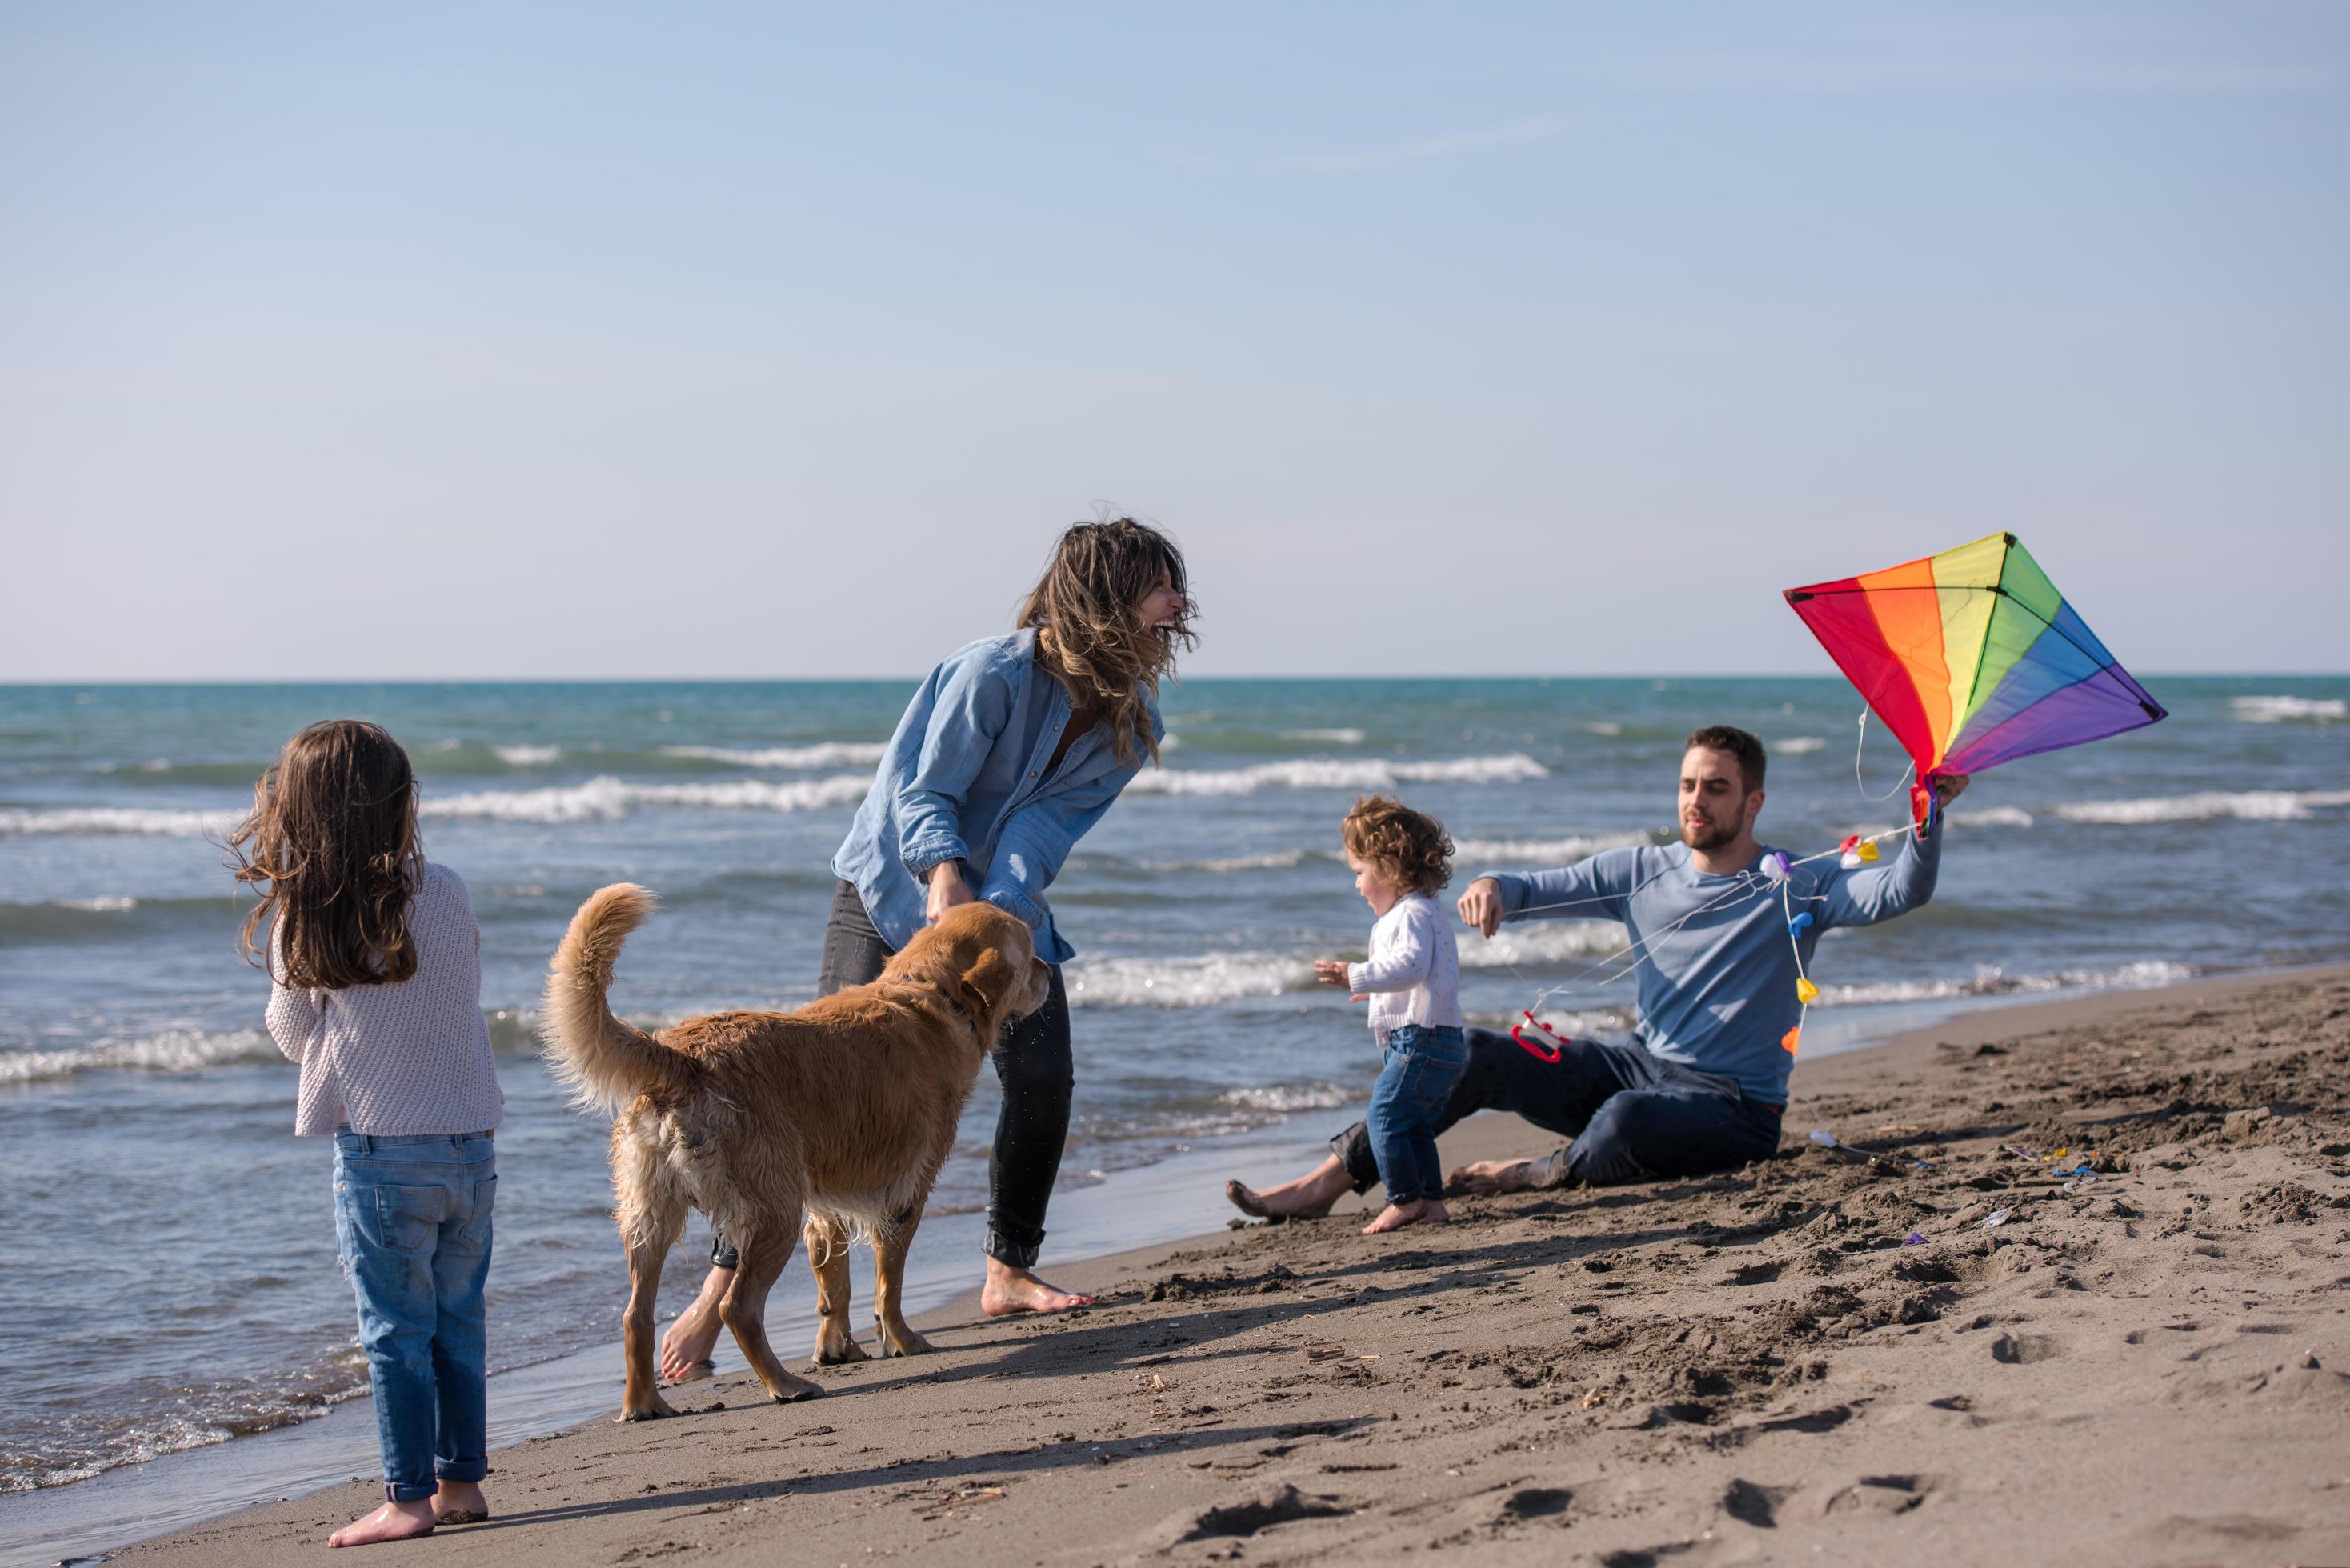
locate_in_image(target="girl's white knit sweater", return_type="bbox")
[265,861,504,1137]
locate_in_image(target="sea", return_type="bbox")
[1,675,2344,1558]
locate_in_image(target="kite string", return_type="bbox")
[1852,708,1917,803]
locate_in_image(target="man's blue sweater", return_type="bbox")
[1484,818,1941,1105]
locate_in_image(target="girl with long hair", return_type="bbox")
[230,720,503,1547]
[662,517,1195,1374]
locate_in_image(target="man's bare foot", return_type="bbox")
[328,1499,436,1547]
[1223,1155,1351,1220]
[659,1265,731,1381]
[979,1258,1095,1317]
[432,1479,489,1525]
[1361,1198,1451,1234]
[1448,1150,1560,1196]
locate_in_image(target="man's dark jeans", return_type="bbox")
[1329,1026,1784,1191]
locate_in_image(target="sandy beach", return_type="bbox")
[106,966,2350,1566]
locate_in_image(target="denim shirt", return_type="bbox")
[831,628,1160,965]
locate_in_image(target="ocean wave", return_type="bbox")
[1776,736,1828,755]
[0,805,236,837]
[1218,1081,1352,1112]
[1812,958,2194,1008]
[1127,754,1548,798]
[1462,922,1626,969]
[1279,728,1366,744]
[1139,847,1315,874]
[0,1029,282,1086]
[2232,695,2346,723]
[1950,806,2035,829]
[1065,952,1313,1007]
[492,744,562,766]
[424,774,871,824]
[1585,722,1623,736]
[2051,790,2350,826]
[659,742,888,770]
[1454,830,1655,863]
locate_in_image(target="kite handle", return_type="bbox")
[1910,778,1936,830]
[1511,1010,1566,1064]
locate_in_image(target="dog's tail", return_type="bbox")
[542,884,699,1116]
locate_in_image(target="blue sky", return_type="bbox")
[3,3,2344,679]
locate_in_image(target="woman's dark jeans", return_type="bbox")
[711,880,1073,1271]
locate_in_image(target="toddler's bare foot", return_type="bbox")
[980,1260,1095,1316]
[1362,1199,1436,1234]
[328,1499,436,1547]
[432,1478,490,1525]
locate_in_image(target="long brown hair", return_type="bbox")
[1017,517,1197,766]
[229,720,422,989]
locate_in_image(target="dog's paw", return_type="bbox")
[878,1327,935,1358]
[769,1380,826,1404]
[619,1399,679,1422]
[812,1334,871,1366]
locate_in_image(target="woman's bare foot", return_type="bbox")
[1223,1155,1352,1220]
[328,1499,436,1547]
[980,1258,1095,1316]
[432,1479,490,1525]
[1448,1150,1562,1196]
[659,1265,731,1381]
[1361,1198,1451,1234]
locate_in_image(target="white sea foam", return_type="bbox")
[660,742,888,770]
[2051,790,2350,826]
[1461,922,1626,969]
[1280,728,1366,744]
[56,896,139,912]
[0,1029,281,1086]
[1585,722,1623,736]
[1140,847,1315,874]
[1217,1081,1351,1112]
[492,744,562,766]
[423,774,871,824]
[0,806,235,838]
[1065,952,1314,1007]
[1454,830,1653,863]
[1950,806,2035,829]
[1127,754,1548,797]
[2232,695,2346,723]
[1812,959,2193,1008]
[1776,736,1828,755]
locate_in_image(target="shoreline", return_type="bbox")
[15,961,2348,1566]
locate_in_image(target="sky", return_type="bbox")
[2,2,2345,681]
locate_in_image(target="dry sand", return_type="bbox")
[114,968,2350,1566]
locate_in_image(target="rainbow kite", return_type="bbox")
[1785,533,2165,822]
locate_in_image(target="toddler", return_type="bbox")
[230,720,504,1548]
[1313,795,1464,1234]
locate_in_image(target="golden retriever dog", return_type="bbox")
[540,885,1051,1421]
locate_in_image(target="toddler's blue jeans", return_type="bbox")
[1366,1025,1468,1205]
[333,1130,496,1503]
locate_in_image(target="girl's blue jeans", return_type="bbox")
[332,1130,496,1503]
[1366,1025,1468,1206]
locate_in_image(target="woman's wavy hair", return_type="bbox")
[228,719,422,990]
[1342,794,1455,898]
[1018,516,1196,766]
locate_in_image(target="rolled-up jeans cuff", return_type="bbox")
[435,1458,488,1484]
[386,1479,438,1503]
[1327,1127,1379,1195]
[984,1226,1041,1270]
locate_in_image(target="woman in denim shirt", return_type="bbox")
[663,519,1195,1371]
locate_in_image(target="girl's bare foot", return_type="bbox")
[979,1258,1095,1316]
[1223,1155,1351,1220]
[659,1266,731,1380]
[432,1478,490,1525]
[328,1499,436,1547]
[1362,1198,1447,1234]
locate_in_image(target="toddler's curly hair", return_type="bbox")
[1341,794,1454,898]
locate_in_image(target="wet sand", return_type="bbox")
[114,967,2350,1566]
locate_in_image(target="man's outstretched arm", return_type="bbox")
[1820,774,1967,930]
[1458,846,1645,938]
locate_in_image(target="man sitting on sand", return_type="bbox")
[1227,726,1968,1214]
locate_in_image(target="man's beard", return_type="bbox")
[1680,817,1738,852]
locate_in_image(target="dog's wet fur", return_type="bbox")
[540,887,1051,1420]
